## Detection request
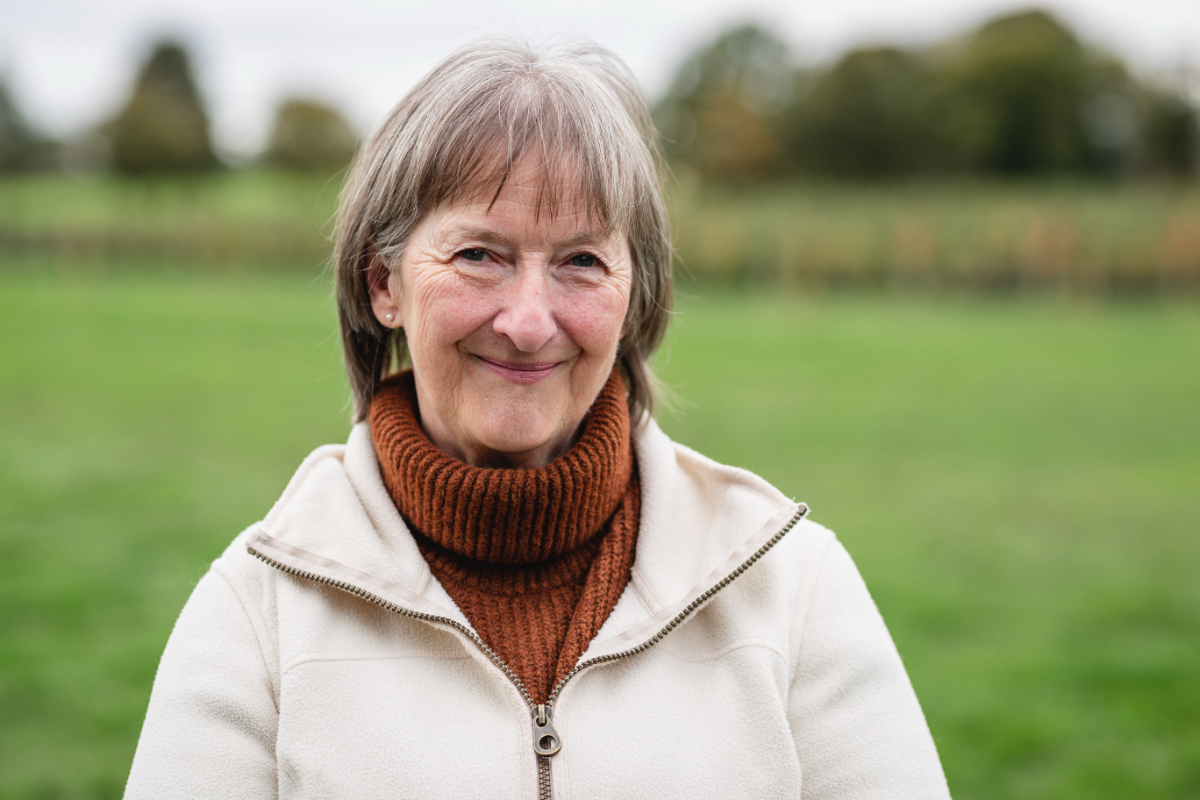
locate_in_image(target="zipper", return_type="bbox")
[540,504,807,710]
[248,502,806,800]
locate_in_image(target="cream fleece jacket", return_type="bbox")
[125,418,951,799]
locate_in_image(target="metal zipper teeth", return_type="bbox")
[249,549,556,800]
[537,756,551,800]
[250,502,805,800]
[544,504,807,707]
[246,546,539,711]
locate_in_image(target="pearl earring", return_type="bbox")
[385,313,394,322]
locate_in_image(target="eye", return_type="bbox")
[568,252,599,268]
[457,248,488,262]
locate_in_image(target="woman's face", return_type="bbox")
[369,162,633,468]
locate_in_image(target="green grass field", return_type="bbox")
[1,268,1198,798]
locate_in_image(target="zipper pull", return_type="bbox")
[532,704,561,756]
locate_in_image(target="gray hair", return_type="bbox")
[334,37,672,423]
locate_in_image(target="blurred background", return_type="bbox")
[1,1,1198,798]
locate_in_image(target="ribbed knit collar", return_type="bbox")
[368,369,632,565]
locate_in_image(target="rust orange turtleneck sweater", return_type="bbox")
[368,370,640,704]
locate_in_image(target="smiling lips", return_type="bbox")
[477,356,562,384]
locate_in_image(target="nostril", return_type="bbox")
[493,292,558,352]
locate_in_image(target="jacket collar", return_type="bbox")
[246,417,803,657]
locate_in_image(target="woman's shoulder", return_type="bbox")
[630,416,841,609]
[204,435,360,593]
[633,415,834,550]
[206,424,441,613]
[632,416,801,532]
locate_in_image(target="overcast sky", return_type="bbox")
[3,0,1198,160]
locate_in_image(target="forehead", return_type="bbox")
[435,155,618,240]
[438,149,614,224]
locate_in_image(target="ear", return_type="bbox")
[366,244,403,328]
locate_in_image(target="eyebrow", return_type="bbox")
[438,225,613,252]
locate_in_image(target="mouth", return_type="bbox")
[476,356,562,384]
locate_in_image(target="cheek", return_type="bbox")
[560,282,631,352]
[404,270,496,348]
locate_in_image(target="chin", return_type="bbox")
[473,406,571,462]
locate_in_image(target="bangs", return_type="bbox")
[413,65,640,234]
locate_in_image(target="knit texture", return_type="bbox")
[369,370,640,703]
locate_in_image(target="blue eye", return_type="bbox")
[569,253,598,267]
[459,248,487,262]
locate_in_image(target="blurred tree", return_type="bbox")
[264,99,357,172]
[786,47,942,176]
[109,41,217,174]
[656,24,793,181]
[937,10,1099,174]
[1140,89,1199,176]
[658,10,1198,181]
[0,78,57,171]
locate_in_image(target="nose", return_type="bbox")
[491,268,558,353]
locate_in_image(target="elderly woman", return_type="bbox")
[125,40,949,799]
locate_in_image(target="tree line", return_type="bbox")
[657,10,1198,181]
[0,41,356,176]
[1,9,1196,180]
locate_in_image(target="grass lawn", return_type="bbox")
[1,269,1197,798]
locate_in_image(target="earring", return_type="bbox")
[385,313,394,322]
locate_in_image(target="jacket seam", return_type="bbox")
[281,649,471,677]
[627,565,664,614]
[211,559,281,712]
[655,637,789,665]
